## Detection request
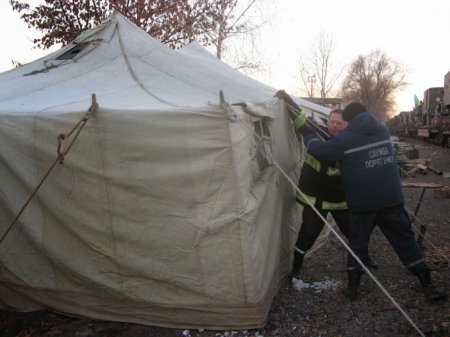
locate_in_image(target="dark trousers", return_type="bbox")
[347,204,427,274]
[296,204,349,252]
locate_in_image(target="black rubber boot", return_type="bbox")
[366,255,378,269]
[343,270,361,301]
[417,271,448,302]
[291,251,305,279]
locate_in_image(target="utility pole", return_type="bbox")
[307,75,316,98]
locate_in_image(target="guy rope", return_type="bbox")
[0,94,98,246]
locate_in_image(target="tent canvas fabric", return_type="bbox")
[0,13,327,329]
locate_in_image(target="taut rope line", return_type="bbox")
[0,94,98,246]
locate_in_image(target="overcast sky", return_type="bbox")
[1,0,449,114]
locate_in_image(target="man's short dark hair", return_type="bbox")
[342,102,367,122]
[330,108,343,115]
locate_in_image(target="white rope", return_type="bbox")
[233,106,426,337]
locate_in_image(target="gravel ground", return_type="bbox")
[1,137,449,337]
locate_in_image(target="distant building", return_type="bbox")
[303,97,343,110]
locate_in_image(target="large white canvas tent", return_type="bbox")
[0,13,328,329]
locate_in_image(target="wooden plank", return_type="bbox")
[402,182,443,188]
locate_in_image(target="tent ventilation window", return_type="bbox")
[253,119,272,172]
[56,42,91,60]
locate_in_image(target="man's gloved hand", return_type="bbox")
[293,109,308,129]
[293,110,316,138]
[275,90,306,124]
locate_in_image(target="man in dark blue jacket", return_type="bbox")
[296,102,446,302]
[292,109,377,282]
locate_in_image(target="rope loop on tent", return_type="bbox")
[57,133,68,164]
[57,94,98,164]
[0,94,99,246]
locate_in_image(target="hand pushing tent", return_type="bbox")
[0,12,328,329]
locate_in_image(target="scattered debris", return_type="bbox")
[434,181,450,199]
[405,158,444,176]
[392,142,446,179]
[392,140,447,178]
[292,277,310,291]
[426,245,450,271]
[292,277,342,293]
[393,141,419,160]
[401,182,443,189]
[310,279,342,293]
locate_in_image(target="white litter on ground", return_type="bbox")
[292,277,311,291]
[292,277,341,293]
[311,279,342,293]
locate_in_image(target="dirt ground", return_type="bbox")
[1,137,449,337]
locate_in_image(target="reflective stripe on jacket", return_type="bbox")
[297,151,347,211]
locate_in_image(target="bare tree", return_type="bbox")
[340,50,408,121]
[202,0,271,76]
[298,31,344,100]
[11,60,23,68]
[9,0,254,51]
[203,0,262,58]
